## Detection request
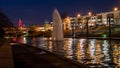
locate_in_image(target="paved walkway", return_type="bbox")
[0,39,88,68]
[0,39,14,68]
[11,43,88,68]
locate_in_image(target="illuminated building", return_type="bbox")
[67,10,120,30]
[63,17,71,30]
[18,19,23,29]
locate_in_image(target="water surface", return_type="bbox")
[15,37,120,68]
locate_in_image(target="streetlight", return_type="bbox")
[114,7,118,11]
[113,7,118,25]
[88,12,92,16]
[86,12,92,38]
[77,14,81,18]
[108,8,115,40]
[77,14,82,35]
[71,17,76,38]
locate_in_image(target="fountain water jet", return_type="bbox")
[52,9,64,41]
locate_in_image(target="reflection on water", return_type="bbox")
[15,37,120,68]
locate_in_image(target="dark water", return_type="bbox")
[14,37,120,68]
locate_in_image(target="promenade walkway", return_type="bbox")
[0,39,88,68]
[0,39,14,68]
[11,43,88,68]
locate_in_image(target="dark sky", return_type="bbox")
[0,0,120,26]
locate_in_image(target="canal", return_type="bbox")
[14,37,120,68]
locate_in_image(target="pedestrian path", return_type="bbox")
[0,39,14,68]
[11,43,88,68]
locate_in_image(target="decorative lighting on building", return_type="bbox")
[18,19,23,29]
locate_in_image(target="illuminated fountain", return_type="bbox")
[52,9,64,41]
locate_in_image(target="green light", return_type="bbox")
[102,34,107,38]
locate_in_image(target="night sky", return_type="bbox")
[0,0,120,27]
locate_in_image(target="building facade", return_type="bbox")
[63,10,120,30]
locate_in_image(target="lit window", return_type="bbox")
[103,18,106,21]
[111,18,114,20]
[98,19,101,21]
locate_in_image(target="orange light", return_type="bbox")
[77,14,81,18]
[88,12,92,16]
[114,7,118,11]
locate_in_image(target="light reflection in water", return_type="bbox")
[89,39,96,59]
[102,40,111,61]
[64,38,73,59]
[16,37,120,68]
[47,40,53,52]
[13,36,27,43]
[113,44,119,65]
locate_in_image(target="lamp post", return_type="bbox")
[108,17,111,40]
[114,7,118,25]
[71,18,76,38]
[86,17,89,38]
[108,13,114,40]
[108,7,118,40]
[86,12,92,38]
[77,14,82,35]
